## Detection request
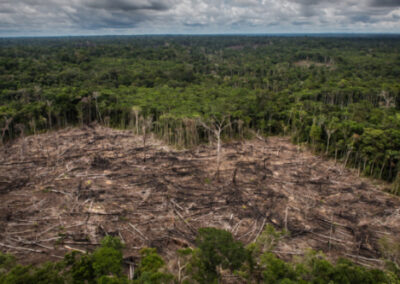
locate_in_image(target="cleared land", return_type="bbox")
[0,125,399,270]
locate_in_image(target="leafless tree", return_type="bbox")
[198,115,231,179]
[15,123,26,158]
[325,118,338,155]
[29,118,36,135]
[1,117,13,145]
[380,90,394,108]
[132,106,141,135]
[46,100,52,129]
[93,92,103,124]
[142,116,153,162]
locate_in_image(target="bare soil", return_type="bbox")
[0,125,399,270]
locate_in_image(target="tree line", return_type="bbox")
[1,35,400,191]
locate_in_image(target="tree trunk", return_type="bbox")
[379,158,386,179]
[344,149,352,168]
[326,133,331,154]
[216,131,221,178]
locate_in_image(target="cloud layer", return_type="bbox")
[1,0,400,36]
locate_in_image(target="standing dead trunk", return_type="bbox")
[132,107,141,135]
[380,90,394,108]
[29,119,36,135]
[1,117,13,144]
[325,132,332,154]
[334,147,338,165]
[129,263,134,280]
[46,100,52,130]
[93,92,102,124]
[344,149,352,168]
[197,116,231,181]
[142,116,153,162]
[216,129,222,178]
[379,158,386,179]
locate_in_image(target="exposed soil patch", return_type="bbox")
[0,125,399,270]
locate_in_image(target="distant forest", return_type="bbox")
[1,35,400,190]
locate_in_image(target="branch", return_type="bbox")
[128,223,149,241]
[0,242,43,253]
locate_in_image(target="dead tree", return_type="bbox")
[46,100,52,129]
[29,118,37,135]
[325,120,338,155]
[1,117,13,144]
[198,115,231,180]
[380,90,394,108]
[132,106,141,135]
[93,92,103,124]
[142,116,153,162]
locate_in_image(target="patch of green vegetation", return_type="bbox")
[0,228,399,284]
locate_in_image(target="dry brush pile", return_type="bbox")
[0,125,399,270]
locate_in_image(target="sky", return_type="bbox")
[1,0,400,36]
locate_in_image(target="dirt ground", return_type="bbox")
[0,125,399,271]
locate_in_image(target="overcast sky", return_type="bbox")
[1,0,400,36]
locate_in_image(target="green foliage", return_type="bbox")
[379,237,400,277]
[66,236,125,283]
[254,224,287,254]
[0,252,16,271]
[67,253,95,283]
[294,251,393,284]
[187,227,247,283]
[392,173,400,196]
[92,246,123,278]
[260,253,297,284]
[1,232,400,284]
[133,248,173,284]
[0,261,64,284]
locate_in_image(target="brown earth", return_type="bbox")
[0,125,399,271]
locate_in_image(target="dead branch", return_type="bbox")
[173,209,196,234]
[170,199,184,211]
[0,242,43,253]
[64,245,87,254]
[128,223,149,241]
[253,218,266,242]
[344,253,384,263]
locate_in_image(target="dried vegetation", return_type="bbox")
[0,125,399,269]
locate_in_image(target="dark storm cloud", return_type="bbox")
[290,0,329,5]
[183,22,207,27]
[85,0,170,11]
[292,20,313,25]
[0,0,399,35]
[369,0,400,7]
[350,14,373,23]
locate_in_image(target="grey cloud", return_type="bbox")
[292,20,313,25]
[0,0,399,35]
[0,7,14,13]
[289,0,332,6]
[230,0,259,7]
[183,22,207,27]
[350,14,373,23]
[369,0,400,7]
[85,0,171,11]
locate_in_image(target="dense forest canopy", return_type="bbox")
[1,35,400,189]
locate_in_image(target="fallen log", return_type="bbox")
[0,242,43,253]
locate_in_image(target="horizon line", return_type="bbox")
[2,32,400,39]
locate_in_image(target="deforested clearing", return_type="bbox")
[0,125,399,269]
